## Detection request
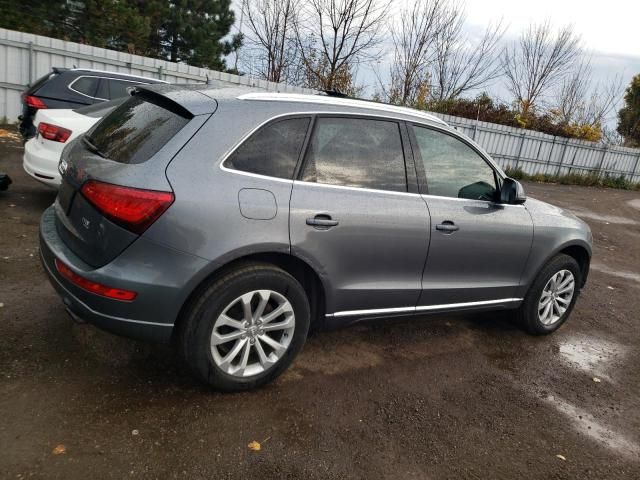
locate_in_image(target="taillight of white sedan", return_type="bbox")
[23,98,125,188]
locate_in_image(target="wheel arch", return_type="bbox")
[525,240,591,292]
[173,251,328,341]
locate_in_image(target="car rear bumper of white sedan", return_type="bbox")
[23,137,62,188]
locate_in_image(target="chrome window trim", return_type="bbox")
[294,180,421,198]
[68,75,150,101]
[325,298,523,318]
[69,68,169,83]
[217,111,519,203]
[421,193,525,208]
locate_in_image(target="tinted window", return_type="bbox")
[301,117,407,192]
[413,126,497,201]
[109,79,140,99]
[70,76,99,97]
[225,118,310,179]
[86,95,190,164]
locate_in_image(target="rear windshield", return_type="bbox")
[28,72,58,93]
[85,95,190,164]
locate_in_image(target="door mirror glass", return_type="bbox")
[500,178,526,204]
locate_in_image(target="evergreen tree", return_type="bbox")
[617,74,640,147]
[0,0,242,71]
[155,0,241,70]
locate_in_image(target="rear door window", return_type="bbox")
[69,76,100,98]
[301,117,407,192]
[86,94,191,164]
[224,117,311,179]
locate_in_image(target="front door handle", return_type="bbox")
[435,221,459,233]
[306,214,339,228]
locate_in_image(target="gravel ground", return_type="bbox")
[1,129,640,479]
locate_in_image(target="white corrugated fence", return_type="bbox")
[1,27,639,182]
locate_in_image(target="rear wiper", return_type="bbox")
[82,135,106,158]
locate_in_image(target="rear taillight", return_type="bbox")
[24,95,47,109]
[38,122,72,143]
[81,180,174,234]
[55,258,137,301]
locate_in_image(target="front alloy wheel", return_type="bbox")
[516,253,582,335]
[537,269,575,325]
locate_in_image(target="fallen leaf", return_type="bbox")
[556,454,566,461]
[247,440,261,451]
[52,444,66,455]
[593,377,601,383]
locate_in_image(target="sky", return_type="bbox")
[231,0,640,125]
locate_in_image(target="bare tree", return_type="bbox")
[385,0,446,106]
[296,0,389,91]
[382,0,504,106]
[432,12,505,101]
[241,0,299,83]
[555,58,623,127]
[502,22,581,117]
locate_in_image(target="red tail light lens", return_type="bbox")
[55,258,137,301]
[24,95,47,109]
[38,122,72,143]
[81,180,174,234]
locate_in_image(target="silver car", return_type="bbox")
[39,85,592,391]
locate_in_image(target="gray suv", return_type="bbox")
[39,85,592,391]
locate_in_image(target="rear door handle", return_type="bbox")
[435,221,459,233]
[306,214,339,228]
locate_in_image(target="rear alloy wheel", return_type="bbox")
[179,263,310,391]
[211,290,295,377]
[516,254,582,335]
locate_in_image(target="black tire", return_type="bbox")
[516,254,582,335]
[178,262,310,391]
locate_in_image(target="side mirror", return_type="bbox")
[500,177,526,205]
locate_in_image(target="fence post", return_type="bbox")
[514,132,526,170]
[545,136,557,176]
[28,41,33,85]
[556,138,570,176]
[596,146,608,178]
[632,151,640,183]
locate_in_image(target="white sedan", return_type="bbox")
[23,99,124,188]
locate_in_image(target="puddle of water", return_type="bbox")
[557,336,626,381]
[591,263,640,283]
[571,209,639,226]
[544,394,640,460]
[627,199,640,211]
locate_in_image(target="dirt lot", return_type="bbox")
[1,129,640,479]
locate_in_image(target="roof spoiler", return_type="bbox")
[52,67,69,74]
[132,84,218,116]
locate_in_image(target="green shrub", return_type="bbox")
[503,166,640,191]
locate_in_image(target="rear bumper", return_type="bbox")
[23,138,62,188]
[39,206,210,343]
